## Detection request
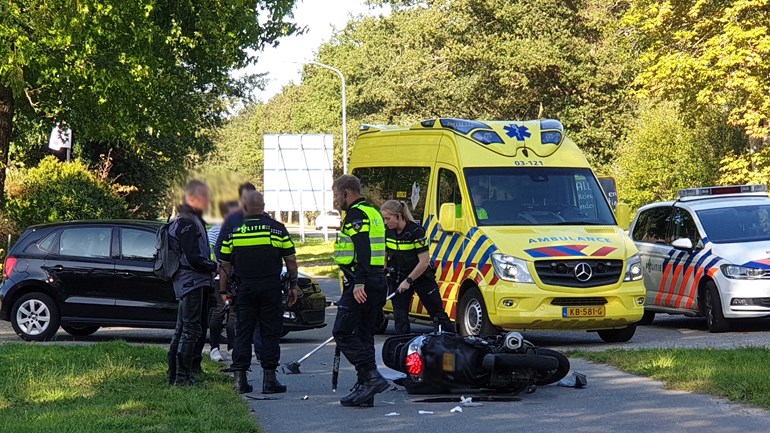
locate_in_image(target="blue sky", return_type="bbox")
[245,0,389,102]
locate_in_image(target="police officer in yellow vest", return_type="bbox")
[332,174,390,407]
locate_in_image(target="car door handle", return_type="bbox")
[117,271,132,278]
[50,265,64,272]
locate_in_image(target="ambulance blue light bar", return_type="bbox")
[540,119,563,145]
[677,184,768,199]
[439,118,491,134]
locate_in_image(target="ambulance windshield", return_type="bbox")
[464,167,616,226]
[697,205,770,243]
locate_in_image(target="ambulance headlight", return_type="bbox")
[491,254,534,283]
[721,264,770,279]
[624,254,643,281]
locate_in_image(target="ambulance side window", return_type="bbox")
[437,168,462,217]
[669,207,702,249]
[632,206,672,244]
[352,166,431,223]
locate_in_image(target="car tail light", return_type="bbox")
[3,257,17,279]
[405,352,424,375]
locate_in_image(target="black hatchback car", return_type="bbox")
[0,220,327,341]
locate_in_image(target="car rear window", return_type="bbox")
[21,230,57,255]
[697,205,770,243]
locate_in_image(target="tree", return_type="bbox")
[612,100,722,210]
[624,0,770,140]
[254,0,640,170]
[0,0,300,206]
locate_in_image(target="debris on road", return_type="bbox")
[385,412,400,417]
[418,410,433,415]
[450,406,463,413]
[558,372,587,388]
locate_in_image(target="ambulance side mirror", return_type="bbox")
[615,202,631,230]
[439,203,457,232]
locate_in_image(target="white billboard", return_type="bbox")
[263,134,334,213]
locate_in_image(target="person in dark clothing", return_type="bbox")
[207,200,240,362]
[332,174,390,407]
[214,182,263,358]
[220,190,299,394]
[167,180,219,386]
[380,199,453,334]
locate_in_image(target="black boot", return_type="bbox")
[166,346,177,385]
[174,342,197,386]
[233,371,253,394]
[340,372,366,406]
[340,370,389,407]
[262,369,287,394]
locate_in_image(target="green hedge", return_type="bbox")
[5,156,128,230]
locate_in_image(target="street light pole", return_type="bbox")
[306,61,347,174]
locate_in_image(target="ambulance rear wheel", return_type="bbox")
[458,287,497,337]
[703,281,730,333]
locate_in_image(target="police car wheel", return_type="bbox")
[638,310,655,326]
[458,287,497,337]
[703,281,730,333]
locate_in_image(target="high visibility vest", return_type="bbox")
[334,202,386,267]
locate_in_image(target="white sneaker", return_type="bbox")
[210,347,224,363]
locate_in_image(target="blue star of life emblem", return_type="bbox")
[504,124,531,141]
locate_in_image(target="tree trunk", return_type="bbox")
[0,86,13,205]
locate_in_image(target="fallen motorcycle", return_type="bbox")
[382,330,570,395]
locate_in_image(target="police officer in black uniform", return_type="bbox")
[219,190,299,394]
[332,174,390,407]
[380,199,454,334]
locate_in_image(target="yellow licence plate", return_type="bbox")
[562,306,605,318]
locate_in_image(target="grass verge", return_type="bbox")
[293,236,337,278]
[572,347,770,409]
[0,342,260,433]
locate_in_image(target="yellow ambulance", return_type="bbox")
[351,118,645,342]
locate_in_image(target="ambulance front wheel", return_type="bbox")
[703,280,730,333]
[597,324,636,342]
[458,287,497,337]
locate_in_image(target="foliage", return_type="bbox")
[719,147,770,186]
[0,342,260,433]
[612,101,722,210]
[248,0,640,172]
[203,104,264,190]
[624,0,770,139]
[5,156,128,229]
[0,0,301,206]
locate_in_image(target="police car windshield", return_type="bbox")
[464,167,616,226]
[696,205,770,243]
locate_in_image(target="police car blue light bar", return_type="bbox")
[677,184,768,199]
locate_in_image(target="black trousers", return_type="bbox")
[392,277,453,334]
[231,277,283,372]
[208,288,235,350]
[170,287,204,348]
[333,269,386,373]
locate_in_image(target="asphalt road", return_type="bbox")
[2,277,770,432]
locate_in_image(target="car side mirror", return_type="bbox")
[671,237,693,251]
[439,203,457,232]
[615,202,631,230]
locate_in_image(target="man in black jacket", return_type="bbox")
[167,180,219,386]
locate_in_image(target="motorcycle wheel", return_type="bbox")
[533,348,570,386]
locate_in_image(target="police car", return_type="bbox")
[629,184,770,332]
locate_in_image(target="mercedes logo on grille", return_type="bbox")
[574,262,593,282]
